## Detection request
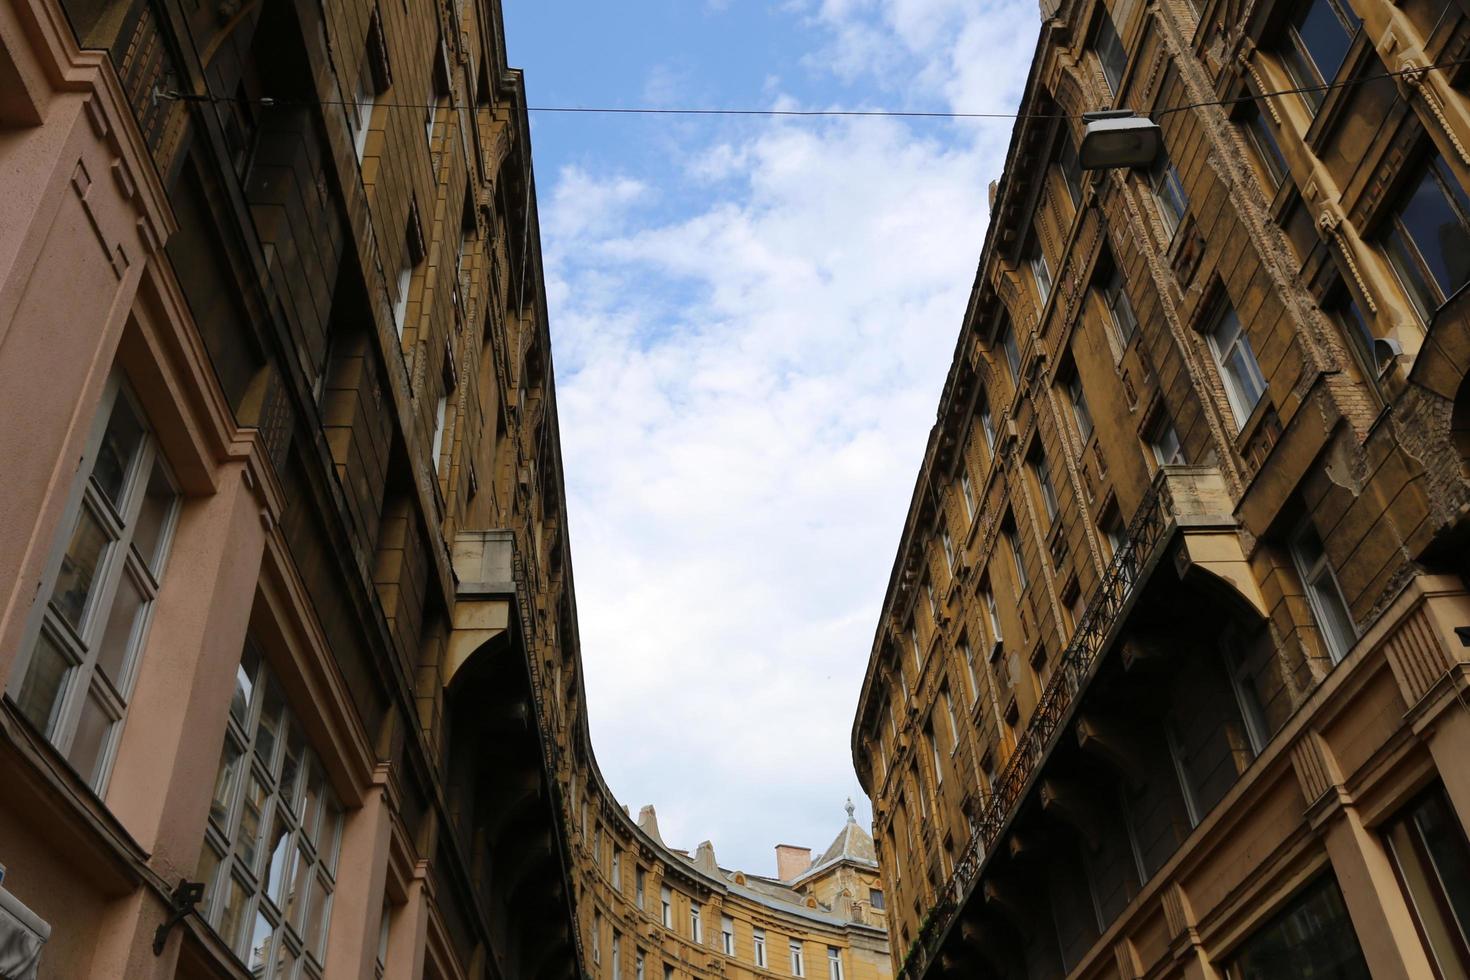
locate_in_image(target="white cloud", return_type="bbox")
[540,0,1034,873]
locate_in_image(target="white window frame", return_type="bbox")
[721,916,734,955]
[612,849,622,890]
[1068,372,1093,443]
[754,928,767,968]
[660,886,672,928]
[394,220,419,339]
[1205,303,1267,429]
[828,947,844,980]
[960,470,975,520]
[1103,263,1138,347]
[613,931,622,980]
[1030,246,1053,306]
[689,902,701,943]
[8,373,180,795]
[790,940,805,976]
[1148,413,1185,466]
[1289,518,1357,663]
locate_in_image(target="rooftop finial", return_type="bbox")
[844,797,856,821]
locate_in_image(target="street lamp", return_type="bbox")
[1078,110,1162,170]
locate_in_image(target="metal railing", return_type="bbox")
[904,469,1180,979]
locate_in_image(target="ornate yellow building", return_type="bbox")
[850,0,1470,976]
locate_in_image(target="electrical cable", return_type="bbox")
[154,51,1470,122]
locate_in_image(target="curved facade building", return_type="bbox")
[566,786,890,980]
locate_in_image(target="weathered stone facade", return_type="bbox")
[849,0,1470,976]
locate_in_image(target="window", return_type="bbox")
[1380,151,1470,322]
[432,357,455,474]
[1384,786,1470,977]
[721,916,734,955]
[1102,508,1127,562]
[1240,101,1289,191]
[613,932,622,980]
[1205,301,1267,429]
[10,375,180,793]
[636,951,645,980]
[612,849,622,890]
[663,966,673,980]
[1030,448,1058,522]
[660,886,672,928]
[1225,874,1370,979]
[636,868,646,909]
[754,928,767,968]
[426,42,448,146]
[927,723,943,785]
[925,578,938,619]
[1148,155,1189,241]
[962,636,980,704]
[1278,0,1360,112]
[980,400,997,452]
[1289,518,1356,662]
[197,642,343,978]
[1327,280,1378,385]
[960,470,975,520]
[689,902,702,943]
[1095,10,1128,95]
[375,903,391,979]
[1102,260,1138,347]
[869,888,885,910]
[828,947,844,980]
[790,941,805,976]
[943,684,959,746]
[1067,371,1093,443]
[941,524,955,572]
[1147,411,1186,466]
[998,319,1022,384]
[1057,134,1083,210]
[983,583,1004,643]
[1030,245,1053,306]
[910,623,923,673]
[593,912,602,964]
[351,25,384,161]
[1006,522,1028,591]
[394,218,422,339]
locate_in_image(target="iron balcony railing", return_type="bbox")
[904,467,1189,979]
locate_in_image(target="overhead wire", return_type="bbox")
[155,51,1470,122]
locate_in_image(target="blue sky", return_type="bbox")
[503,0,1039,876]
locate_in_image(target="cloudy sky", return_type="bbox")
[502,0,1038,875]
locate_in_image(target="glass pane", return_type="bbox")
[232,643,261,727]
[1230,875,1370,979]
[257,680,286,768]
[301,763,325,846]
[285,842,312,930]
[281,727,306,815]
[130,460,177,575]
[94,569,146,690]
[219,874,251,954]
[305,874,330,957]
[210,735,244,828]
[263,810,294,905]
[92,395,144,509]
[321,795,343,873]
[52,504,113,630]
[239,775,268,874]
[1400,163,1470,303]
[1413,792,1470,944]
[1293,0,1354,85]
[275,935,300,979]
[196,840,223,908]
[15,632,73,735]
[66,687,115,786]
[247,908,274,973]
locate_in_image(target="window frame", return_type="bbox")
[9,373,181,796]
[1204,301,1267,429]
[197,641,345,978]
[1288,517,1357,663]
[1095,10,1128,96]
[1148,155,1190,242]
[1102,260,1139,348]
[1380,151,1470,324]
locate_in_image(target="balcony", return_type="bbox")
[903,466,1257,979]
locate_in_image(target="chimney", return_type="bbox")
[775,845,811,882]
